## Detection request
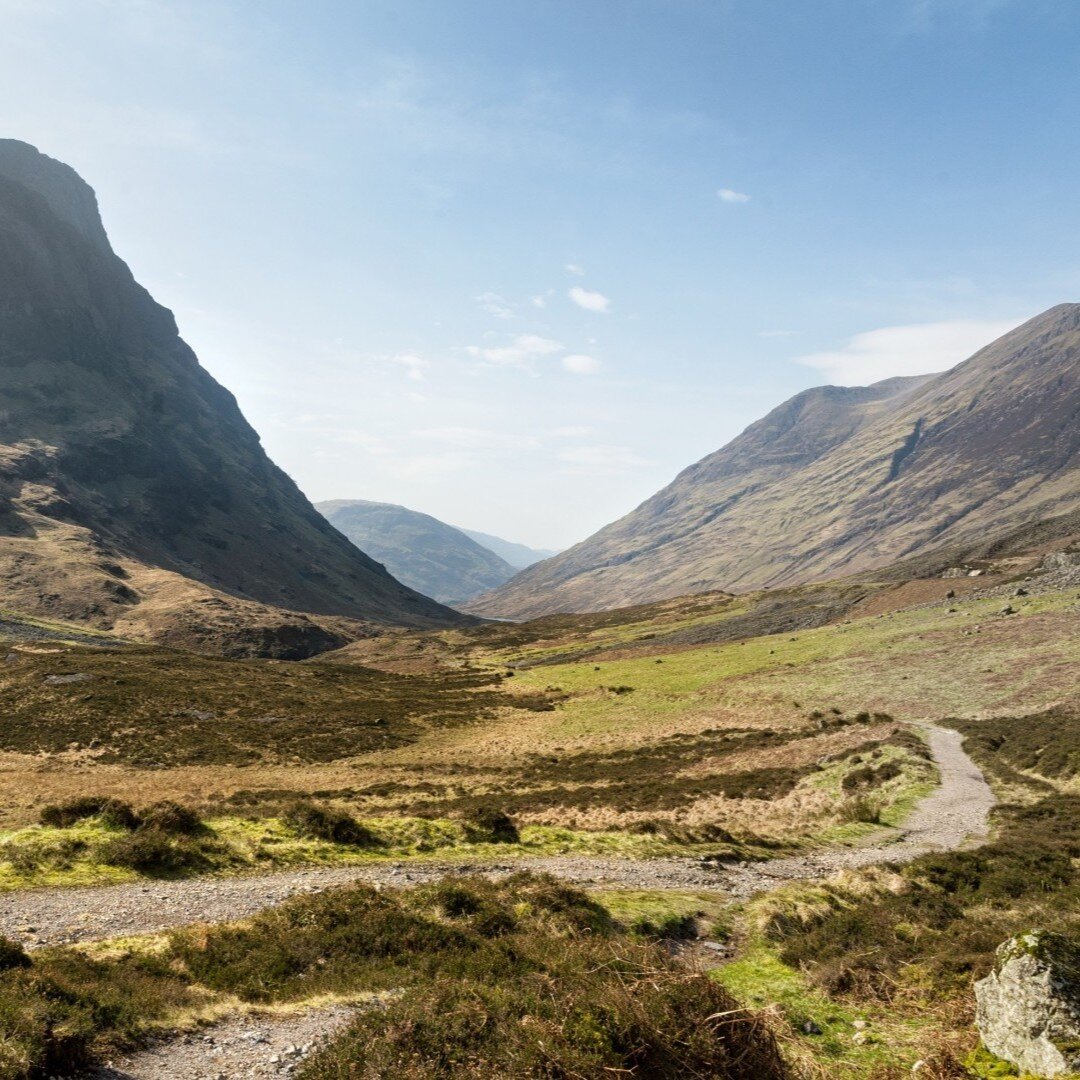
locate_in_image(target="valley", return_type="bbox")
[0,528,1075,1077]
[0,109,1077,1078]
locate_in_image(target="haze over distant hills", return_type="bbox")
[473,307,1080,619]
[0,140,464,654]
[455,529,558,570]
[317,500,520,605]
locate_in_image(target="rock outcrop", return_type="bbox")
[975,931,1080,1077]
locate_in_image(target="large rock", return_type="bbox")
[975,931,1080,1077]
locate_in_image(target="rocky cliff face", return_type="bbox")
[473,308,1080,618]
[317,500,517,605]
[0,140,465,649]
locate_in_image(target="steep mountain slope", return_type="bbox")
[0,140,464,648]
[473,308,1080,617]
[456,528,558,569]
[317,500,517,604]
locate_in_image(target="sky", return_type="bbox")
[2,0,1079,549]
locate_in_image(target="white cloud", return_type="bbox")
[758,329,798,339]
[551,425,596,438]
[717,187,751,203]
[565,263,585,276]
[796,317,1026,385]
[463,333,563,369]
[476,291,515,320]
[558,444,650,473]
[568,286,611,313]
[561,353,602,375]
[389,352,429,381]
[531,294,546,308]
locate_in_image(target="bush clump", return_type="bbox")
[0,937,30,973]
[138,801,203,836]
[99,831,210,875]
[462,806,520,844]
[298,955,786,1079]
[283,801,382,848]
[39,797,139,831]
[630,911,700,941]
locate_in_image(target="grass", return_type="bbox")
[0,874,785,1079]
[0,643,550,766]
[710,706,1080,1077]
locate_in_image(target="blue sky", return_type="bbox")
[2,0,1078,548]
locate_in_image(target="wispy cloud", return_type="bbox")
[464,333,563,369]
[758,329,798,339]
[717,187,751,203]
[388,352,430,381]
[561,353,602,375]
[476,291,515,319]
[413,426,540,450]
[568,286,611,313]
[558,444,650,473]
[796,317,1026,384]
[565,263,585,276]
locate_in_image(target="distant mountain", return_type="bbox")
[457,528,558,569]
[0,140,464,655]
[472,307,1080,618]
[318,500,518,604]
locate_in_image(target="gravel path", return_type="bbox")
[7,722,993,1079]
[0,725,993,951]
[87,1005,356,1079]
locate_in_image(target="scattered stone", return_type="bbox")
[999,604,1016,616]
[42,672,92,685]
[975,930,1080,1078]
[801,1019,823,1035]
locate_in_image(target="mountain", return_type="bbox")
[456,528,558,569]
[317,500,518,604]
[472,307,1080,618]
[0,139,464,653]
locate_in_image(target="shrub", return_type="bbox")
[297,949,787,1079]
[138,801,202,835]
[39,797,139,831]
[462,806,520,844]
[630,911,699,941]
[838,795,881,824]
[0,937,30,973]
[99,832,209,874]
[283,801,381,847]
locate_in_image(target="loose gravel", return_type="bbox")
[85,1005,356,1080]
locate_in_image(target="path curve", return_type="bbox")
[0,724,994,950]
[36,722,994,1079]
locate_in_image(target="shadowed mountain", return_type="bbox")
[0,139,465,654]
[317,500,518,605]
[456,528,559,569]
[472,308,1080,618]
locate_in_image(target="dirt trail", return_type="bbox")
[0,726,993,950]
[3,723,993,1079]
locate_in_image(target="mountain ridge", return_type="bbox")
[316,499,518,604]
[471,308,1080,618]
[0,139,465,652]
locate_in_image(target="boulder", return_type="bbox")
[975,931,1080,1077]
